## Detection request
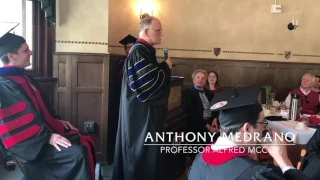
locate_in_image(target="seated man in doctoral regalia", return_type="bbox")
[188,85,309,180]
[0,23,101,180]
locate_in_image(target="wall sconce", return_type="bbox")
[136,0,156,20]
[140,8,153,20]
[288,15,299,30]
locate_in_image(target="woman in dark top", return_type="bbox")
[206,71,223,94]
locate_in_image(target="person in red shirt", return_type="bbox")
[285,73,320,114]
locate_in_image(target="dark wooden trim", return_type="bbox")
[55,40,108,45]
[34,77,57,82]
[26,0,41,77]
[53,53,110,162]
[44,21,54,77]
[53,21,56,53]
[170,56,320,65]
[107,54,320,102]
[25,0,54,78]
[109,53,320,65]
[53,52,110,56]
[108,54,320,67]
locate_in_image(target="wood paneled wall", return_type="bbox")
[107,54,124,163]
[34,77,57,105]
[53,53,109,162]
[170,58,320,101]
[52,53,320,163]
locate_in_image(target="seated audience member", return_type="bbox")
[182,70,219,158]
[0,23,99,180]
[285,73,320,114]
[206,70,223,95]
[312,75,320,93]
[188,85,309,180]
[117,34,137,82]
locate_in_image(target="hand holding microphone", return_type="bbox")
[165,58,173,69]
[163,48,175,69]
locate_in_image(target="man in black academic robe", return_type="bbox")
[116,34,137,82]
[112,17,173,180]
[0,23,99,180]
[188,85,309,180]
[108,35,137,164]
[182,70,219,158]
[183,86,217,130]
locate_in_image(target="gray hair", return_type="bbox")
[139,16,159,32]
[302,73,316,83]
[192,69,208,80]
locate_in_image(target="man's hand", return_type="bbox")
[58,120,78,131]
[49,133,72,151]
[211,118,219,132]
[165,58,173,69]
[206,118,219,133]
[262,128,293,169]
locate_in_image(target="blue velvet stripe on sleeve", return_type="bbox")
[127,58,150,77]
[129,68,157,91]
[136,70,166,102]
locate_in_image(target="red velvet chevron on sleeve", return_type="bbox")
[0,102,27,119]
[0,102,40,149]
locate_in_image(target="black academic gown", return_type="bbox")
[0,67,98,180]
[117,57,126,82]
[182,86,219,141]
[188,144,309,180]
[112,40,171,180]
[299,126,320,179]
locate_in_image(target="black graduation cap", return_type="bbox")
[119,34,137,46]
[208,85,262,127]
[0,22,26,58]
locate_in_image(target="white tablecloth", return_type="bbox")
[267,120,316,144]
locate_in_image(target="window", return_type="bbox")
[0,0,33,69]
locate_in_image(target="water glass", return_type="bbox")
[302,116,309,125]
[270,106,277,114]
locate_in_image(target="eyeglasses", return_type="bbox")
[257,120,269,128]
[147,28,163,33]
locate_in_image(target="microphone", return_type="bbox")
[163,48,168,60]
[163,48,176,67]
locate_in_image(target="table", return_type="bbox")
[267,120,316,144]
[266,120,316,167]
[262,106,317,166]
